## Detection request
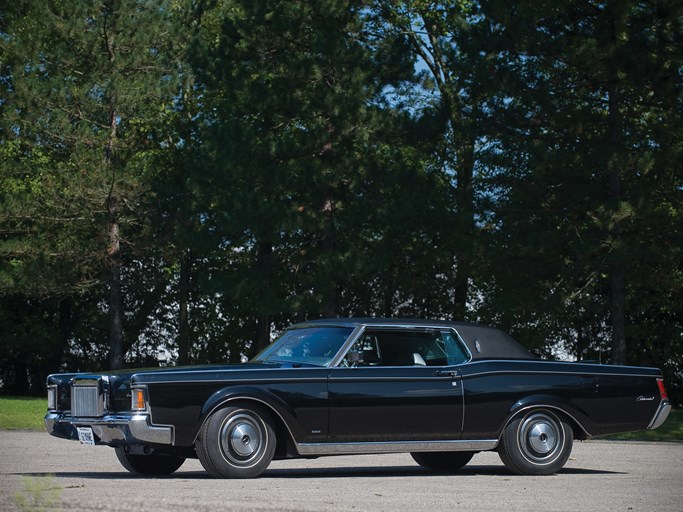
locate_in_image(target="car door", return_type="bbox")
[326,328,467,442]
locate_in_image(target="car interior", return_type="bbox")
[343,329,469,367]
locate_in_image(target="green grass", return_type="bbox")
[0,397,47,430]
[599,408,683,442]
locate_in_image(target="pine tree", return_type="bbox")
[1,0,185,369]
[189,0,412,353]
[476,0,682,376]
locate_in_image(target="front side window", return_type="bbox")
[252,327,353,366]
[340,328,470,367]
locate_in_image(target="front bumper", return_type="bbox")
[45,412,174,446]
[647,401,671,430]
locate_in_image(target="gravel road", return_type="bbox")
[1,431,681,512]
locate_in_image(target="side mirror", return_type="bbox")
[347,350,363,366]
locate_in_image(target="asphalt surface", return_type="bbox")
[0,431,681,512]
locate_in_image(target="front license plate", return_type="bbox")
[77,427,95,446]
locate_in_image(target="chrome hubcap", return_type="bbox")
[528,422,556,454]
[230,423,258,457]
[518,412,563,464]
[219,412,264,466]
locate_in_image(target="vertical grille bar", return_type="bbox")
[71,381,104,417]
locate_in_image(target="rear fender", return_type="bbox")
[503,394,593,439]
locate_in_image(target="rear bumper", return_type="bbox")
[647,401,671,430]
[45,412,174,446]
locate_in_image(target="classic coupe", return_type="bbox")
[45,318,671,477]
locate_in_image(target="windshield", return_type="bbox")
[252,326,354,366]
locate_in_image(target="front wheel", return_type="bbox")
[196,403,276,478]
[498,409,573,475]
[411,451,475,472]
[114,447,185,476]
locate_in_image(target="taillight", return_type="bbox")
[656,378,668,401]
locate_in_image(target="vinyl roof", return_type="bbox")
[294,318,537,361]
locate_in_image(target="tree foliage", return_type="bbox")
[1,0,680,403]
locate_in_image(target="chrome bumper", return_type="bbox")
[647,401,671,430]
[45,412,174,445]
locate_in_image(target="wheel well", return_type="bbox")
[502,405,589,442]
[197,397,298,457]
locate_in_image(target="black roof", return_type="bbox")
[294,318,537,361]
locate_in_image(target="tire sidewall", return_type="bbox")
[199,403,276,478]
[411,451,475,472]
[114,446,185,476]
[501,409,573,475]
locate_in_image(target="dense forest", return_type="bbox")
[1,1,681,403]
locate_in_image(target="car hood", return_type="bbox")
[67,360,309,381]
[62,361,320,412]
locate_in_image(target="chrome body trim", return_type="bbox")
[194,395,299,446]
[47,385,57,411]
[130,376,329,385]
[502,404,592,438]
[70,377,106,417]
[331,324,473,368]
[45,412,174,445]
[328,324,366,367]
[448,328,474,364]
[327,366,464,381]
[460,364,661,379]
[296,439,497,456]
[647,401,671,430]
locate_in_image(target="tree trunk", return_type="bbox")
[45,297,75,391]
[12,359,29,396]
[124,276,165,355]
[452,131,475,321]
[323,286,338,318]
[105,145,124,369]
[177,250,192,365]
[107,265,125,369]
[254,315,271,355]
[320,194,339,318]
[609,267,626,364]
[253,241,273,355]
[104,14,125,370]
[607,7,626,365]
[575,322,584,362]
[107,204,125,370]
[410,12,477,321]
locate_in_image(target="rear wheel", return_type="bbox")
[498,409,573,475]
[196,403,276,478]
[411,451,475,472]
[114,447,185,476]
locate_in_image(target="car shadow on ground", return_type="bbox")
[11,465,624,481]
[262,465,625,478]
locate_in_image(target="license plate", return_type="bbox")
[77,427,95,446]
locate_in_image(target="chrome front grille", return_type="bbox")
[71,380,105,417]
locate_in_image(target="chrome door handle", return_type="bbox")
[435,370,459,378]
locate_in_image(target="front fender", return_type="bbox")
[194,386,301,444]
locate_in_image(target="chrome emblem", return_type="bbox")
[637,395,655,401]
[475,340,481,353]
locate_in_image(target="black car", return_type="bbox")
[45,318,671,477]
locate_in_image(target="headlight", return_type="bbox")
[47,385,57,411]
[131,387,147,411]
